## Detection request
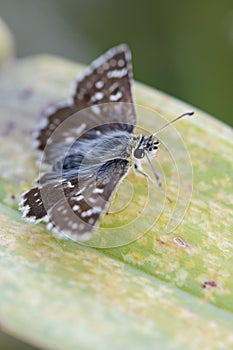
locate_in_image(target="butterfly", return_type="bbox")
[19,44,193,241]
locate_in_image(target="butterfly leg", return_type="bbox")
[134,161,162,187]
[134,162,172,203]
[134,162,155,185]
[105,194,115,214]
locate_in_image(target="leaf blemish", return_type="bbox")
[1,121,16,136]
[201,281,217,289]
[159,238,166,245]
[173,236,188,248]
[19,88,34,100]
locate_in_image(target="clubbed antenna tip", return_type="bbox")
[153,111,195,136]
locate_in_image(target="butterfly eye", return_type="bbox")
[134,148,145,159]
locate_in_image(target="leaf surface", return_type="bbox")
[0,55,233,350]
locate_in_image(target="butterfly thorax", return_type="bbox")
[59,130,132,180]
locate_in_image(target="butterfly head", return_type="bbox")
[133,134,160,160]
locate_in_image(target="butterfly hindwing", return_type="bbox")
[20,159,129,241]
[19,187,47,223]
[47,159,129,241]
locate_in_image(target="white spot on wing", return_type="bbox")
[47,222,53,230]
[75,123,87,135]
[110,59,117,67]
[93,188,104,194]
[110,91,122,101]
[107,68,128,79]
[80,206,102,218]
[76,187,86,195]
[118,59,125,67]
[44,105,56,117]
[92,105,101,114]
[89,197,96,204]
[109,82,119,92]
[64,136,75,144]
[93,206,102,213]
[49,124,56,130]
[95,81,104,89]
[92,92,104,101]
[73,205,80,211]
[72,223,78,229]
[88,218,95,225]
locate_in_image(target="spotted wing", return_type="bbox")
[35,44,136,152]
[19,159,129,241]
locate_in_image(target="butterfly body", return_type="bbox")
[59,130,132,180]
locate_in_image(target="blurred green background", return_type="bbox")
[0,1,232,349]
[0,0,233,126]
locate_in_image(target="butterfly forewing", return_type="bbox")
[41,103,135,165]
[35,45,136,152]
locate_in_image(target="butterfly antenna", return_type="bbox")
[153,111,194,136]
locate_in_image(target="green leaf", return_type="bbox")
[0,55,233,349]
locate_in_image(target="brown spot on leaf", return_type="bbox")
[19,88,34,100]
[1,121,16,136]
[157,238,166,245]
[201,281,217,289]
